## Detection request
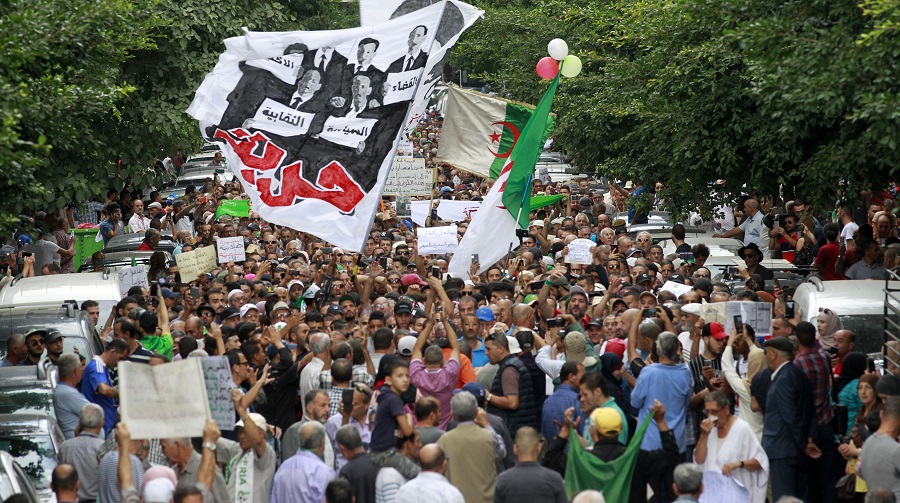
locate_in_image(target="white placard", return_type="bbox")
[410,199,481,226]
[242,98,315,137]
[245,54,305,84]
[119,359,212,440]
[384,157,432,195]
[216,236,246,264]
[396,141,414,158]
[201,356,236,431]
[117,265,147,297]
[383,70,421,105]
[318,116,378,149]
[724,301,773,337]
[565,238,596,265]
[416,225,459,255]
[659,281,694,299]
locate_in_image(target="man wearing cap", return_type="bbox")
[736,243,774,281]
[677,303,706,362]
[393,300,414,331]
[215,389,276,503]
[762,336,815,501]
[685,322,727,458]
[33,328,64,370]
[220,307,242,328]
[240,304,259,327]
[82,338,129,435]
[22,328,47,366]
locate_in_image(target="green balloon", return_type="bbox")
[561,55,582,77]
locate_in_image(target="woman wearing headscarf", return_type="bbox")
[599,352,632,416]
[721,327,766,441]
[816,307,843,351]
[832,352,867,436]
[838,372,884,502]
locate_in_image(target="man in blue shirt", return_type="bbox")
[631,332,692,453]
[82,339,129,435]
[610,179,649,225]
[541,361,585,440]
[97,202,123,245]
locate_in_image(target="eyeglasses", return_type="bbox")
[263,240,277,244]
[375,302,389,309]
[237,361,250,366]
[396,251,410,256]
[705,408,722,415]
[200,312,214,317]
[819,307,833,315]
[274,312,289,320]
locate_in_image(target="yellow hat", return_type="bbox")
[591,408,623,437]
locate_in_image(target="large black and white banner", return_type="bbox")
[187,4,470,249]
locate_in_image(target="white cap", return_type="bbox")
[227,289,243,301]
[681,303,702,316]
[235,412,267,431]
[507,335,522,354]
[239,304,259,318]
[398,336,417,356]
[142,478,175,503]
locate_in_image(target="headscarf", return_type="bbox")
[816,308,843,350]
[742,347,766,391]
[599,353,629,412]
[876,373,900,397]
[832,352,867,401]
[859,373,882,407]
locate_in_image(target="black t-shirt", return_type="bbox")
[370,388,405,452]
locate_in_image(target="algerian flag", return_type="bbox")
[214,199,251,220]
[436,85,556,179]
[447,76,560,279]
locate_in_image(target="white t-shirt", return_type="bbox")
[677,331,706,362]
[840,221,859,247]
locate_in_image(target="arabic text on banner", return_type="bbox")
[216,236,247,263]
[384,157,432,196]
[201,356,236,431]
[416,225,459,255]
[117,265,147,297]
[565,238,596,265]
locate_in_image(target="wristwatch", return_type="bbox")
[740,460,744,468]
[202,442,217,451]
[486,393,492,404]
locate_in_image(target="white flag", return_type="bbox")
[187,5,454,250]
[447,164,518,280]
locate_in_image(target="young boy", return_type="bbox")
[368,359,420,480]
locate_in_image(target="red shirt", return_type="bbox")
[813,242,842,280]
[137,242,153,251]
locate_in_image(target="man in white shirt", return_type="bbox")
[300,333,331,410]
[128,200,151,233]
[715,198,769,258]
[395,444,463,503]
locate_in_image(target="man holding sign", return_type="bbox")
[214,389,276,503]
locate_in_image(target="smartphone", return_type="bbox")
[199,196,208,204]
[379,256,388,269]
[472,254,479,264]
[150,284,159,297]
[868,358,877,373]
[431,266,441,278]
[190,286,199,299]
[728,266,739,276]
[322,247,333,255]
[342,388,354,414]
[643,308,657,319]
[733,315,743,333]
[21,252,32,258]
[570,194,578,201]
[828,346,839,356]
[547,318,565,328]
[785,300,795,319]
[290,270,300,276]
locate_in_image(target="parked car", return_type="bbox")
[793,278,900,355]
[78,250,174,273]
[0,414,64,503]
[0,367,56,419]
[163,172,234,198]
[102,232,175,255]
[0,303,104,363]
[0,450,41,503]
[0,273,121,333]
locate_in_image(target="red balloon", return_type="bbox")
[535,57,559,79]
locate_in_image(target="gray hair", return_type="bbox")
[571,490,606,503]
[450,391,478,423]
[161,437,192,448]
[638,319,662,340]
[299,421,327,450]
[673,462,703,494]
[704,390,729,410]
[171,329,187,340]
[57,354,82,380]
[423,345,443,365]
[334,424,363,450]
[864,488,895,503]
[79,404,104,429]
[656,331,680,361]
[309,332,330,354]
[7,333,24,349]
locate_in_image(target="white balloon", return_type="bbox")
[547,39,569,61]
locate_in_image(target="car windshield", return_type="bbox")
[840,314,884,355]
[0,435,56,490]
[0,309,95,360]
[0,388,53,417]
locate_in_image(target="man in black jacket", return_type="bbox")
[543,399,680,503]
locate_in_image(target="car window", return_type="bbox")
[0,435,56,490]
[0,467,15,501]
[840,315,884,355]
[0,309,94,360]
[0,388,54,417]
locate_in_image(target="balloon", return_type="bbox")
[535,57,559,79]
[560,55,582,77]
[547,38,569,60]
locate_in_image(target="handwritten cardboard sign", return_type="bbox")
[245,54,304,84]
[117,265,147,297]
[383,70,421,105]
[119,359,211,439]
[201,356,236,431]
[216,236,246,264]
[384,157,432,196]
[243,98,315,137]
[565,239,596,265]
[318,116,378,149]
[175,246,218,282]
[417,225,459,255]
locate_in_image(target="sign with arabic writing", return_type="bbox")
[216,236,246,264]
[384,157,432,195]
[187,3,475,251]
[417,225,459,255]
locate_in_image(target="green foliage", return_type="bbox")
[452,0,900,215]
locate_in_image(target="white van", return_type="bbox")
[0,272,121,332]
[792,277,900,354]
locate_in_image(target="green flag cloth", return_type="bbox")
[214,199,251,219]
[529,194,565,211]
[500,75,561,229]
[564,413,654,501]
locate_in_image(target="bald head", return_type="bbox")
[514,426,541,461]
[511,303,533,325]
[419,444,446,472]
[51,464,78,494]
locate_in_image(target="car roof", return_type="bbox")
[0,273,120,308]
[103,233,175,253]
[0,413,53,429]
[794,279,900,318]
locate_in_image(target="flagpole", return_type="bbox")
[505,173,533,271]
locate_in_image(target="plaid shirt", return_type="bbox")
[793,348,834,426]
[318,368,374,391]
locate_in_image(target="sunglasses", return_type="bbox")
[263,240,277,244]
[388,278,401,284]
[819,307,833,315]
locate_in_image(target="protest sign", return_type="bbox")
[659,281,693,299]
[245,54,304,84]
[201,356,236,431]
[384,157,432,196]
[215,199,251,219]
[410,199,480,226]
[724,301,773,337]
[417,225,459,255]
[176,246,218,282]
[119,359,211,439]
[699,471,750,503]
[117,265,147,297]
[383,70,421,105]
[318,117,379,149]
[216,236,246,264]
[396,141,414,158]
[565,239,596,265]
[700,303,726,326]
[242,98,315,137]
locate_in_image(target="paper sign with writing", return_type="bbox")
[245,54,304,84]
[396,141,413,158]
[216,236,246,264]
[243,98,315,137]
[724,301,773,337]
[384,157,432,196]
[318,117,378,149]
[119,359,211,439]
[538,167,549,184]
[417,225,459,255]
[410,199,480,226]
[201,356,236,431]
[565,238,596,265]
[175,246,218,282]
[700,303,727,326]
[659,281,694,299]
[117,265,147,297]
[383,70,421,105]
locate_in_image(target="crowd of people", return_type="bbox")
[3,112,900,503]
